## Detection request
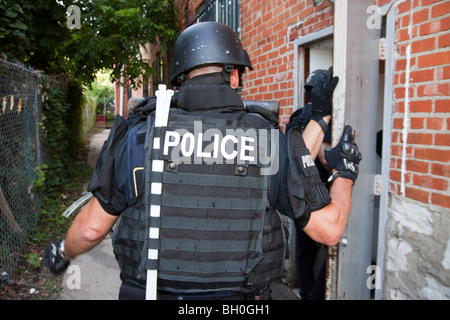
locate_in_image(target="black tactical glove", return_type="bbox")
[310,66,339,120]
[325,125,362,183]
[44,239,70,274]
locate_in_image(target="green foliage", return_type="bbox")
[34,162,93,245]
[23,252,41,268]
[85,69,115,114]
[40,78,70,197]
[0,0,35,61]
[1,0,179,87]
[65,0,178,86]
[0,0,178,249]
[33,164,47,192]
[36,76,94,243]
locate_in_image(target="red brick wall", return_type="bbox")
[240,0,334,127]
[173,0,449,209]
[240,0,449,210]
[389,0,450,209]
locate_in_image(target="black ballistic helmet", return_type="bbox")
[304,69,327,90]
[170,22,253,86]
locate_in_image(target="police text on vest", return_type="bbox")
[162,121,279,175]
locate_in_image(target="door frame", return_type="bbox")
[292,26,334,290]
[374,2,397,300]
[293,26,334,112]
[330,0,382,299]
[292,1,395,299]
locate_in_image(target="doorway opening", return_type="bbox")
[292,28,334,300]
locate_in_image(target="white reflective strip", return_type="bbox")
[153,137,160,149]
[150,205,160,217]
[149,227,159,239]
[151,182,162,194]
[152,159,164,172]
[146,270,158,300]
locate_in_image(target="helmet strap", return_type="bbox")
[221,65,235,84]
[176,74,188,86]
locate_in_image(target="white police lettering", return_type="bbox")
[163,121,279,175]
[164,125,255,162]
[301,154,315,168]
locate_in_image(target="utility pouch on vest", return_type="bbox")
[287,126,331,228]
[126,121,147,205]
[88,115,128,207]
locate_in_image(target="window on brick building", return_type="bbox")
[195,0,241,36]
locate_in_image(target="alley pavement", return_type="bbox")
[60,128,122,300]
[59,127,299,300]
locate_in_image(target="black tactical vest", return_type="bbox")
[112,105,286,295]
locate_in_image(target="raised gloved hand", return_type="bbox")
[44,239,70,274]
[325,125,362,183]
[310,66,339,120]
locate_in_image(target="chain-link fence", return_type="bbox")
[0,58,43,289]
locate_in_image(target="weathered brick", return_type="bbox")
[438,33,450,48]
[408,132,433,145]
[417,83,450,97]
[435,99,450,112]
[431,192,450,209]
[431,2,450,18]
[413,174,448,190]
[410,100,433,112]
[418,51,450,68]
[413,7,429,24]
[405,186,430,203]
[411,117,425,129]
[427,117,444,130]
[411,38,436,54]
[415,147,450,162]
[406,159,430,173]
[435,133,450,146]
[431,162,450,178]
[420,16,450,36]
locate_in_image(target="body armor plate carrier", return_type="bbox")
[112,107,286,295]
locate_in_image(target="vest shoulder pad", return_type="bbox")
[243,102,279,127]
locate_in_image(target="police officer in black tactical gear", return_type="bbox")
[44,22,362,300]
[288,68,333,300]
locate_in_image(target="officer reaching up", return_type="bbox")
[44,22,361,300]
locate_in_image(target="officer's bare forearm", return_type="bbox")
[302,115,331,160]
[303,176,353,246]
[64,198,118,258]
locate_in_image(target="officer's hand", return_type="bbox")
[324,125,362,183]
[44,239,70,274]
[310,66,339,120]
